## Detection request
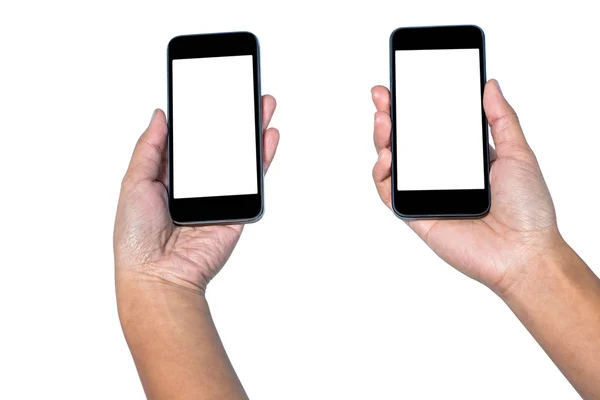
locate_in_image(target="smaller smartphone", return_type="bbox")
[167,32,264,225]
[389,25,491,219]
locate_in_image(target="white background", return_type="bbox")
[173,56,257,198]
[1,1,599,399]
[396,49,484,190]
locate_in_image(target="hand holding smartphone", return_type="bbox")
[167,32,264,225]
[390,25,491,219]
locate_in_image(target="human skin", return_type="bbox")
[371,80,600,399]
[114,95,279,400]
[113,82,600,399]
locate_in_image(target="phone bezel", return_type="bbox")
[167,32,264,226]
[389,25,491,219]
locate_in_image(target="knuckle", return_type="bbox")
[120,173,139,194]
[495,111,520,133]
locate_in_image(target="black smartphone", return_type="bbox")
[389,25,490,219]
[167,32,263,225]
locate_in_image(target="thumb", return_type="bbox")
[124,109,168,183]
[483,79,530,158]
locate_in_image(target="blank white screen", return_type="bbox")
[395,49,484,190]
[172,55,257,199]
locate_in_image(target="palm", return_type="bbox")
[115,97,279,292]
[371,81,559,292]
[126,179,244,291]
[410,154,555,288]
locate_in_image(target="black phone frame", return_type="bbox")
[167,32,263,225]
[389,25,491,219]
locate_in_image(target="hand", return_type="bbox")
[114,96,280,294]
[371,80,564,296]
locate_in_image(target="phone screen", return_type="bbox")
[172,55,257,199]
[394,48,484,191]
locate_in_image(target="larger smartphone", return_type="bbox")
[167,32,264,225]
[390,25,490,219]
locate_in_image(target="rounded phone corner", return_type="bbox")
[171,219,186,227]
[167,202,183,226]
[169,211,186,227]
[242,31,259,44]
[393,212,416,221]
[472,200,491,219]
[389,27,406,44]
[167,34,185,51]
[467,24,486,42]
[244,203,265,225]
[468,24,485,35]
[391,200,413,221]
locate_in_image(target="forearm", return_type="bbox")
[116,276,247,400]
[501,240,600,399]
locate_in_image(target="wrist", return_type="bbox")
[116,268,208,332]
[497,237,577,305]
[115,256,209,294]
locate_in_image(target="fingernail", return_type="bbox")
[495,80,503,95]
[149,109,157,125]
